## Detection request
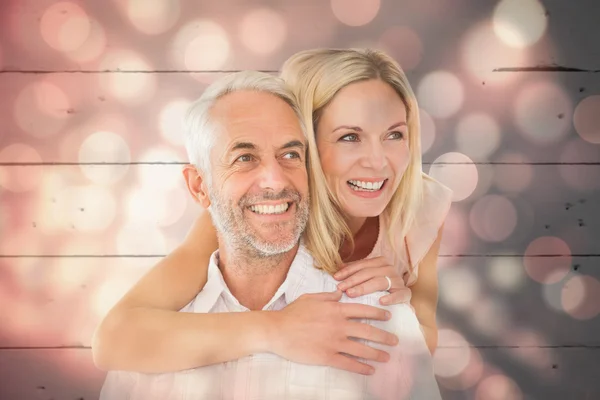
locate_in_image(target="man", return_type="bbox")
[99,71,440,399]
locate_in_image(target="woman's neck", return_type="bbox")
[339,216,380,263]
[346,216,367,235]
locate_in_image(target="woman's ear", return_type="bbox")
[183,165,211,208]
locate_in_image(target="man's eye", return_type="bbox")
[282,151,301,160]
[339,133,359,142]
[388,131,405,140]
[236,154,254,162]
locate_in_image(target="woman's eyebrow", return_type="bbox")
[387,122,407,130]
[332,125,363,133]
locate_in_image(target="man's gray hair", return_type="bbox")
[183,71,306,174]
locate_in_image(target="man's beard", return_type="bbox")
[206,182,309,258]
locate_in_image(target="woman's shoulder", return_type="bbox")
[403,173,453,275]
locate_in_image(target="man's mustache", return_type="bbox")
[239,188,304,207]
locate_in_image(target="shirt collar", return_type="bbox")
[191,244,321,313]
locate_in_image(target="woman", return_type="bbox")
[93,49,452,380]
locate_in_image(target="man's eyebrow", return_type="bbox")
[230,141,257,152]
[280,140,306,151]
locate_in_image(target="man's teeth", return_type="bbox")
[249,203,289,215]
[348,180,385,191]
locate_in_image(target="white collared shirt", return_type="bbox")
[100,246,441,400]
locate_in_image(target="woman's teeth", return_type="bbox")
[250,203,289,215]
[347,180,386,191]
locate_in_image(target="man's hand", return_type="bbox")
[267,290,398,375]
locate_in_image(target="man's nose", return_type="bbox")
[256,159,288,192]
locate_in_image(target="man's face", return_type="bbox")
[206,90,309,257]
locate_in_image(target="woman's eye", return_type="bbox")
[388,131,405,140]
[236,154,254,163]
[339,133,359,142]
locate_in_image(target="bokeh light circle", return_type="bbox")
[439,207,470,257]
[514,81,572,145]
[138,147,184,191]
[487,256,525,292]
[64,18,107,63]
[436,345,483,391]
[524,236,571,284]
[116,224,167,257]
[40,2,91,52]
[456,113,501,159]
[573,95,600,144]
[330,0,381,27]
[240,8,287,55]
[14,81,71,138]
[53,185,117,232]
[476,374,522,400]
[419,108,436,154]
[462,21,527,86]
[127,0,180,35]
[417,71,464,118]
[172,20,230,70]
[559,139,600,191]
[434,329,471,378]
[126,186,188,227]
[469,195,517,242]
[377,26,423,70]
[0,144,43,192]
[160,99,191,146]
[99,50,157,105]
[561,275,600,320]
[439,266,480,310]
[429,152,478,202]
[78,131,131,185]
[493,153,533,194]
[493,0,547,48]
[505,329,554,370]
[470,296,511,338]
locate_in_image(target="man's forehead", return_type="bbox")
[210,91,305,148]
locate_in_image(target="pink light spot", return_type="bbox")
[330,0,381,26]
[573,95,600,144]
[40,2,91,52]
[561,275,600,320]
[524,236,571,284]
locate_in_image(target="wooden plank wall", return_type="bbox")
[1,0,599,399]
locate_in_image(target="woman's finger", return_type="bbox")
[334,256,389,280]
[337,266,395,292]
[379,288,412,305]
[346,276,404,297]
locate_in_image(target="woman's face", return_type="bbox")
[316,79,410,220]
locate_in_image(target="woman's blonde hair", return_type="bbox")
[280,48,424,274]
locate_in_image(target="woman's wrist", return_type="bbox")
[244,311,280,355]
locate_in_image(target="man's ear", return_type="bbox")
[183,165,211,208]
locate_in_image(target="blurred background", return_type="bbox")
[0,0,599,399]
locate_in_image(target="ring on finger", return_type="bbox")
[384,275,392,291]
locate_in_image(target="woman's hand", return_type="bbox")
[333,256,411,305]
[268,290,399,375]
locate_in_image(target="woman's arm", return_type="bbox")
[409,224,444,354]
[92,211,397,374]
[92,211,220,372]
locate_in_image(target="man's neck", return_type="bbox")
[217,240,299,310]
